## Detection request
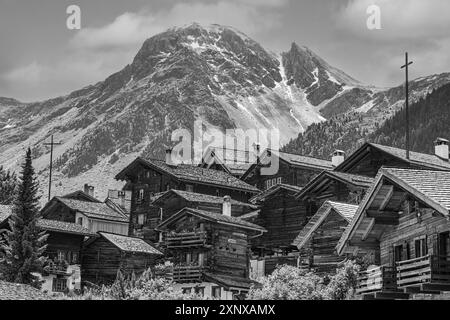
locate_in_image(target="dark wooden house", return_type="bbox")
[295,171,374,214]
[247,184,308,276]
[41,195,129,235]
[156,206,265,299]
[241,149,333,190]
[199,147,252,178]
[292,201,358,273]
[81,232,162,284]
[114,152,259,239]
[334,141,450,177]
[338,167,450,299]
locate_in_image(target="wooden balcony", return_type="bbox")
[163,231,208,249]
[171,265,203,283]
[396,255,450,289]
[356,266,397,294]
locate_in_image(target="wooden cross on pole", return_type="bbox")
[401,52,413,160]
[43,134,62,201]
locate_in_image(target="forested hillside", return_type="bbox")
[283,83,450,158]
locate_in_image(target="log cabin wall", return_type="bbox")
[81,237,159,284]
[209,224,250,279]
[45,232,84,263]
[252,190,309,250]
[44,203,77,223]
[302,210,348,273]
[379,200,450,267]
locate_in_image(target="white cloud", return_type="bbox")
[1,1,285,101]
[336,0,450,41]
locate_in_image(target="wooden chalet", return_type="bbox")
[81,232,163,284]
[334,141,450,177]
[241,149,333,190]
[292,201,358,273]
[114,151,259,239]
[247,184,307,276]
[295,171,374,213]
[36,219,96,293]
[156,205,266,299]
[41,193,129,236]
[337,167,450,299]
[199,146,252,178]
[0,208,96,294]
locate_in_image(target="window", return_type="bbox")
[194,286,205,296]
[186,184,194,192]
[415,236,428,258]
[52,278,68,292]
[277,177,282,184]
[212,286,221,299]
[137,214,145,226]
[71,252,79,264]
[182,287,192,294]
[77,217,83,225]
[57,250,66,262]
[138,189,145,200]
[394,245,403,262]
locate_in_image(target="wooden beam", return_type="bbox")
[348,240,379,250]
[361,218,375,241]
[366,210,398,217]
[379,185,394,210]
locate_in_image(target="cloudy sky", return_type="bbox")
[1,0,449,101]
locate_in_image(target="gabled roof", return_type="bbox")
[335,142,450,172]
[152,189,259,210]
[37,219,96,237]
[241,149,332,180]
[44,197,129,223]
[61,190,101,203]
[157,207,266,233]
[292,201,358,249]
[295,171,374,200]
[116,157,259,193]
[336,167,450,255]
[199,147,253,177]
[203,273,261,290]
[250,183,303,203]
[0,205,12,225]
[97,232,162,255]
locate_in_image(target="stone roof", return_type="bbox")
[116,157,259,193]
[372,143,450,171]
[37,219,95,236]
[250,183,303,203]
[382,167,450,212]
[99,232,162,255]
[0,281,50,300]
[0,205,12,224]
[55,197,128,222]
[158,207,266,232]
[295,171,374,200]
[153,189,258,209]
[292,200,358,248]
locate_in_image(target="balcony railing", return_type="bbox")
[171,265,203,283]
[396,254,450,288]
[356,266,397,294]
[163,231,208,249]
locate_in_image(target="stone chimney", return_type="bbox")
[84,184,94,197]
[222,195,232,217]
[165,148,174,166]
[435,138,449,161]
[332,150,345,167]
[107,190,132,213]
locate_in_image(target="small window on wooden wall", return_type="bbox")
[414,236,428,258]
[186,184,194,192]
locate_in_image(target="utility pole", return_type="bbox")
[401,52,413,160]
[44,135,62,201]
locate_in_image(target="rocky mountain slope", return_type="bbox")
[1,23,449,199]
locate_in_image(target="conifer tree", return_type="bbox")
[0,166,18,205]
[0,148,48,287]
